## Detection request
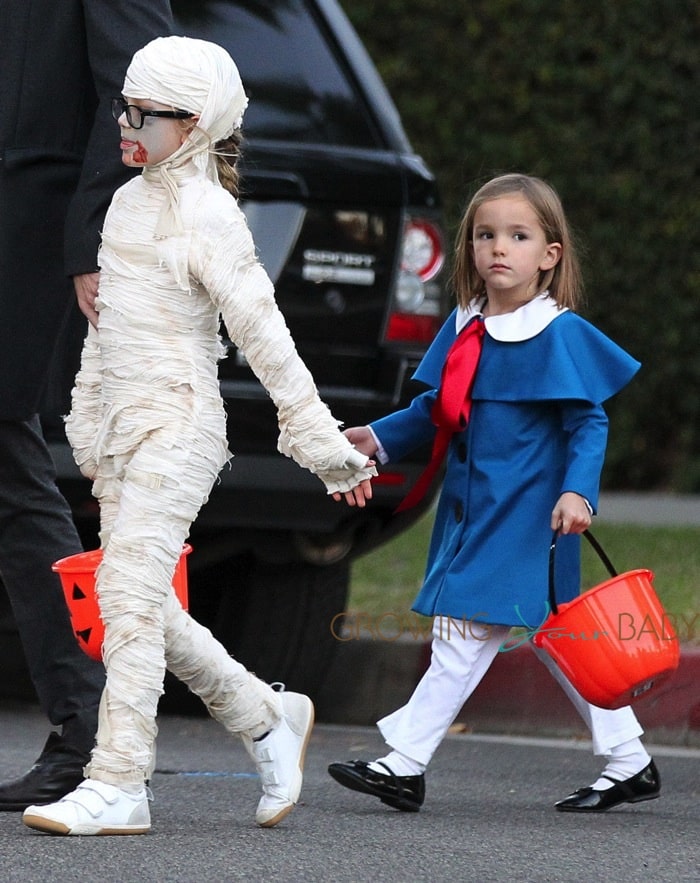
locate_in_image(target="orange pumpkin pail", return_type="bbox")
[531,531,680,709]
[53,544,191,662]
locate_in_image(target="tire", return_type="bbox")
[219,556,350,700]
[161,554,350,713]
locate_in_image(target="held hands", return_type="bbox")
[551,492,592,535]
[332,426,378,507]
[340,426,379,458]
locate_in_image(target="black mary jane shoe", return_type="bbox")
[328,760,425,812]
[555,759,661,813]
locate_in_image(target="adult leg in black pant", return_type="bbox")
[0,416,105,811]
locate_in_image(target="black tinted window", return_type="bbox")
[172,0,378,147]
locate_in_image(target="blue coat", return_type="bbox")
[372,306,640,629]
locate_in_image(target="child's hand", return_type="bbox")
[342,426,378,458]
[332,469,375,507]
[551,492,592,535]
[330,426,377,507]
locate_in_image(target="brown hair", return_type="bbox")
[214,129,243,198]
[179,118,243,198]
[452,174,583,310]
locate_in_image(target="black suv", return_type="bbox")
[44,0,448,702]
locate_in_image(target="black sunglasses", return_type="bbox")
[111,98,195,130]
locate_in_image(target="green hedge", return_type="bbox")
[345,0,699,491]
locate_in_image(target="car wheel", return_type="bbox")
[161,554,350,714]
[221,556,350,700]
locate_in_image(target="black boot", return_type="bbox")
[0,732,89,811]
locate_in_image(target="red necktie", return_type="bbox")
[395,317,485,513]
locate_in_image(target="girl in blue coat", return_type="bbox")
[329,174,660,814]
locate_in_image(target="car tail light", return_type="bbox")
[384,216,446,344]
[401,218,445,282]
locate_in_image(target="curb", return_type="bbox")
[315,640,700,748]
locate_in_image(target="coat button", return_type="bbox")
[454,502,463,522]
[457,442,467,462]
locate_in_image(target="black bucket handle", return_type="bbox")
[548,530,618,616]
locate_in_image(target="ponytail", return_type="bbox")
[214,129,243,198]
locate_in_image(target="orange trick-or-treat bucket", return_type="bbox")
[531,531,680,709]
[53,545,191,662]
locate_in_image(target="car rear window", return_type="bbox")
[172,0,379,147]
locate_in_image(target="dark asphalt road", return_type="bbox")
[1,703,698,883]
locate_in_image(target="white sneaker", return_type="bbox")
[243,690,315,827]
[22,779,151,836]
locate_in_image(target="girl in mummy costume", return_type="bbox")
[23,36,375,836]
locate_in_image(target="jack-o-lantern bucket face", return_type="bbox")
[52,545,191,661]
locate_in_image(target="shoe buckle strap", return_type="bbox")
[259,770,280,786]
[252,748,281,786]
[600,774,635,799]
[59,783,116,819]
[375,761,407,798]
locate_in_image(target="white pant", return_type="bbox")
[378,617,644,766]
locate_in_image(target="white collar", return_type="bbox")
[455,291,568,341]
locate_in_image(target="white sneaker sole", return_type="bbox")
[22,812,150,836]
